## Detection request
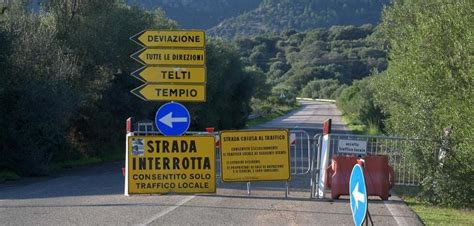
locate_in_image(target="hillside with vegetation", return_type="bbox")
[126,0,262,29]
[235,24,387,114]
[208,0,390,39]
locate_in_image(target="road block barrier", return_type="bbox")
[312,133,437,199]
[126,126,313,197]
[362,155,394,200]
[325,155,394,200]
[325,156,358,199]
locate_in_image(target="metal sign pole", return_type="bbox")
[361,162,374,226]
[247,182,251,196]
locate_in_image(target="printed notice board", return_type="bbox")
[220,130,290,182]
[127,135,215,194]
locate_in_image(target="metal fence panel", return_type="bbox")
[289,130,312,175]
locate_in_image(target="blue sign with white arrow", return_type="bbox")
[155,102,190,136]
[350,164,368,226]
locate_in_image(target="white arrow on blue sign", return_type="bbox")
[350,164,368,226]
[155,102,190,136]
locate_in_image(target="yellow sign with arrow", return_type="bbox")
[131,48,205,66]
[130,30,205,48]
[131,83,206,102]
[131,66,206,83]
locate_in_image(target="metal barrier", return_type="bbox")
[130,126,313,197]
[311,133,437,198]
[289,130,312,175]
[212,130,311,187]
[136,128,312,176]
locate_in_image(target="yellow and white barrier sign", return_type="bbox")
[220,130,290,182]
[126,135,215,194]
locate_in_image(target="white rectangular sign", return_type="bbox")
[337,139,367,155]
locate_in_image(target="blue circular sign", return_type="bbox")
[155,102,190,136]
[350,164,368,226]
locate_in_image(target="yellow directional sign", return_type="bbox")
[131,83,206,102]
[130,30,205,48]
[220,130,290,182]
[131,66,206,83]
[131,48,205,66]
[126,135,215,194]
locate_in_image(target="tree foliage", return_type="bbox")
[336,76,383,127]
[187,40,254,130]
[376,0,474,208]
[0,0,255,176]
[0,1,83,175]
[235,24,387,107]
[208,0,390,39]
[126,0,261,29]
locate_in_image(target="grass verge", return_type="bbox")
[342,115,381,135]
[49,156,103,172]
[393,186,474,225]
[1,151,125,183]
[0,170,21,182]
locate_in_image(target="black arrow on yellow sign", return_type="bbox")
[130,30,205,48]
[130,83,206,102]
[130,48,206,66]
[131,66,206,84]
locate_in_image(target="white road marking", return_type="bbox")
[384,200,407,226]
[140,195,195,225]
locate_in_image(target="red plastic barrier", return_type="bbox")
[324,166,334,188]
[326,156,358,199]
[325,155,394,200]
[363,155,391,200]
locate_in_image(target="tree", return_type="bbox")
[0,2,83,175]
[336,76,383,127]
[301,79,342,99]
[187,40,254,130]
[376,0,473,207]
[45,0,178,158]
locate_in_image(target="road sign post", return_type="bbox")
[350,163,369,226]
[130,29,207,102]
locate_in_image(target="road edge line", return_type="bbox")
[140,195,195,225]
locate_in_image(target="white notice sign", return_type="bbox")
[338,139,367,155]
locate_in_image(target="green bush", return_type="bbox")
[300,79,342,99]
[376,0,474,208]
[336,76,384,128]
[0,4,84,175]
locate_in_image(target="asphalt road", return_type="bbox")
[0,100,421,225]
